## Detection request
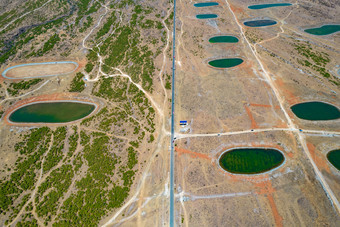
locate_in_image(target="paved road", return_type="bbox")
[169,0,177,226]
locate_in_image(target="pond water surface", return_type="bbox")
[194,2,219,7]
[248,3,292,10]
[219,148,285,174]
[304,25,340,36]
[196,14,218,19]
[209,36,239,43]
[327,150,340,171]
[291,102,340,121]
[208,58,243,68]
[244,19,277,27]
[9,101,96,123]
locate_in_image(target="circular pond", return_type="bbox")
[291,102,340,121]
[219,148,285,174]
[244,19,277,27]
[2,61,79,79]
[304,25,340,36]
[327,150,340,171]
[196,14,218,19]
[208,58,243,68]
[248,3,292,10]
[209,36,239,43]
[194,2,219,7]
[9,101,96,123]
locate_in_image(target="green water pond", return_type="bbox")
[327,150,340,171]
[304,25,340,35]
[209,36,239,43]
[219,148,285,174]
[9,102,96,123]
[208,58,243,68]
[291,102,340,121]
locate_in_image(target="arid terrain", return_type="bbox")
[0,0,339,226]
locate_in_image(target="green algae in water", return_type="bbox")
[219,148,285,174]
[209,36,239,43]
[291,102,340,121]
[208,58,243,68]
[244,20,277,27]
[196,14,218,19]
[248,3,292,10]
[327,150,340,171]
[10,102,95,123]
[304,25,340,36]
[194,2,219,7]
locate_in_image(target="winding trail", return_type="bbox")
[255,1,298,46]
[224,0,340,214]
[0,0,52,33]
[101,3,173,227]
[0,80,50,105]
[7,134,54,227]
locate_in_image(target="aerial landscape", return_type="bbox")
[0,0,339,226]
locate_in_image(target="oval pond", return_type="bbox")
[196,14,218,19]
[9,101,96,123]
[219,148,285,174]
[304,25,340,36]
[208,58,243,68]
[291,102,340,121]
[209,36,239,43]
[2,61,79,79]
[244,19,277,27]
[194,2,219,7]
[248,3,292,10]
[327,150,340,171]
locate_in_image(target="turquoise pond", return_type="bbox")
[194,2,219,7]
[244,19,277,27]
[209,36,239,43]
[291,102,340,121]
[304,25,340,35]
[196,14,218,19]
[248,3,292,9]
[9,102,96,123]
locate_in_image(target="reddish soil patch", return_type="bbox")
[275,78,302,105]
[229,3,245,14]
[249,103,280,109]
[307,143,330,172]
[244,104,258,129]
[275,119,288,129]
[255,180,283,227]
[76,58,87,71]
[175,146,211,161]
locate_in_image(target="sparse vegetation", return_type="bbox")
[7,79,42,96]
[0,0,162,225]
[69,72,85,92]
[294,41,332,79]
